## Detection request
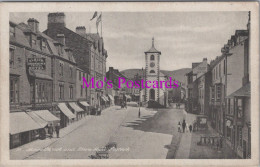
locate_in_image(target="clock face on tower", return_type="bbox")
[150,62,155,67]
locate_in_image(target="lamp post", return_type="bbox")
[138,68,144,118]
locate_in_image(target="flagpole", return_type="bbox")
[101,12,103,37]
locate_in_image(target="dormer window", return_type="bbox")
[32,39,36,45]
[10,26,15,37]
[42,40,46,48]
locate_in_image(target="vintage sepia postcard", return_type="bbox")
[0,2,259,167]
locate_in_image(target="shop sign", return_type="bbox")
[27,58,46,70]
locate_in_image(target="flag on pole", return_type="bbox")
[96,14,102,28]
[90,11,98,21]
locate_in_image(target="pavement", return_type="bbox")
[11,103,187,159]
[175,109,239,159]
[10,102,238,159]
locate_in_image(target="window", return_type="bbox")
[59,84,64,100]
[217,85,221,100]
[9,48,14,68]
[10,26,15,37]
[32,39,36,45]
[213,69,215,80]
[59,63,64,76]
[69,85,73,99]
[219,64,221,77]
[10,77,19,103]
[211,87,215,101]
[237,126,242,147]
[216,66,218,79]
[224,60,226,74]
[237,98,243,118]
[42,40,46,48]
[35,83,38,102]
[79,71,81,81]
[150,55,154,60]
[226,124,231,141]
[38,83,42,102]
[70,67,73,77]
[150,70,155,73]
[80,86,83,97]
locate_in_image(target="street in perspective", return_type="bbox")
[9,11,250,159]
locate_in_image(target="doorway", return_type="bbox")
[149,89,155,100]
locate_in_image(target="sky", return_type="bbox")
[10,12,249,71]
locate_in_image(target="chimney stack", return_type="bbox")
[27,18,39,32]
[48,12,66,29]
[76,26,86,36]
[57,34,65,45]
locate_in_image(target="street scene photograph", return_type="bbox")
[8,11,251,160]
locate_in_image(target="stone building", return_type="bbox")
[225,17,250,158]
[9,18,83,148]
[185,58,209,114]
[44,12,108,108]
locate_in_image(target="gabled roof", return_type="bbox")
[192,62,201,69]
[226,83,250,98]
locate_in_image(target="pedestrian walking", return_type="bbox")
[55,123,60,138]
[178,122,181,132]
[48,123,54,138]
[189,124,193,132]
[186,123,189,132]
[219,136,223,148]
[182,119,186,133]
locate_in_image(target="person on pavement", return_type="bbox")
[189,124,193,132]
[182,119,186,133]
[55,123,60,138]
[186,123,189,132]
[178,122,181,132]
[48,123,53,138]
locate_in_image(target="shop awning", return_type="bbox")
[126,95,131,99]
[101,95,108,102]
[103,95,109,101]
[28,70,52,80]
[26,111,48,128]
[80,101,90,107]
[10,112,43,135]
[58,103,76,119]
[32,110,60,123]
[226,83,250,98]
[108,95,114,101]
[68,102,84,113]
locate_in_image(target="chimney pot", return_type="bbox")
[76,26,86,36]
[27,18,39,32]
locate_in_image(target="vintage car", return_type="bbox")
[193,115,208,131]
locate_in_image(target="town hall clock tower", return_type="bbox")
[144,38,161,102]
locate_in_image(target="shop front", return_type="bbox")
[57,103,76,128]
[10,112,43,149]
[78,101,90,115]
[68,102,84,121]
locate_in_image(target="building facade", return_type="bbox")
[144,38,168,107]
[44,12,108,108]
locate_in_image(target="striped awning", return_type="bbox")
[32,110,60,123]
[80,101,90,107]
[10,112,43,135]
[68,102,84,112]
[58,103,76,119]
[26,111,48,128]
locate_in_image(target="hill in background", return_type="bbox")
[120,68,191,85]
